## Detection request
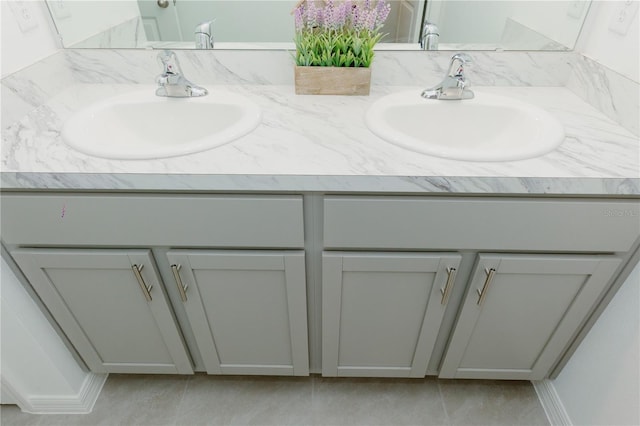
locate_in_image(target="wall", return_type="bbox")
[428,0,586,49]
[550,8,639,423]
[575,0,639,82]
[1,0,142,77]
[510,1,589,49]
[432,1,512,44]
[1,257,106,413]
[0,1,59,78]
[551,261,639,425]
[175,1,295,43]
[565,0,639,136]
[51,0,141,47]
[1,257,87,397]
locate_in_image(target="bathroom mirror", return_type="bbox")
[46,0,591,51]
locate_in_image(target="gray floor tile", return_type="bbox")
[438,379,549,426]
[1,374,189,426]
[0,405,42,426]
[312,377,449,426]
[1,375,551,426]
[33,374,186,426]
[174,374,313,426]
[83,374,188,426]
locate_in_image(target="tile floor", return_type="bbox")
[1,374,550,426]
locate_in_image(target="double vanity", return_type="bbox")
[1,51,639,383]
[60,52,566,163]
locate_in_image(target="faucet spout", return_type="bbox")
[195,20,214,49]
[155,50,208,97]
[420,21,439,50]
[421,53,474,100]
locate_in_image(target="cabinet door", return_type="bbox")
[440,254,621,380]
[323,252,461,377]
[166,250,309,376]
[11,249,193,374]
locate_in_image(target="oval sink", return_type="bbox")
[365,90,565,162]
[62,87,262,160]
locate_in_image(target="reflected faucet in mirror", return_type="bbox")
[420,21,439,50]
[422,53,474,100]
[195,20,215,49]
[155,50,208,97]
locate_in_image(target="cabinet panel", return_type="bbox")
[323,252,461,377]
[11,249,193,374]
[324,196,640,252]
[166,250,309,376]
[1,194,304,248]
[439,254,621,380]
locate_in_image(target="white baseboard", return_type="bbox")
[20,373,108,414]
[1,379,30,409]
[532,379,573,426]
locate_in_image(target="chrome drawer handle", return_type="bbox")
[477,268,496,305]
[440,267,457,305]
[132,264,153,302]
[171,264,188,302]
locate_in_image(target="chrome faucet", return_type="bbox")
[195,20,214,49]
[420,21,439,50]
[155,50,208,98]
[421,53,474,100]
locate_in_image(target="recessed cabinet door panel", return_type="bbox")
[322,252,461,378]
[439,254,622,380]
[11,249,193,374]
[166,250,309,376]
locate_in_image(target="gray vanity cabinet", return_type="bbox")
[322,252,461,377]
[2,193,307,376]
[323,196,638,379]
[166,250,309,376]
[10,249,193,375]
[439,254,622,380]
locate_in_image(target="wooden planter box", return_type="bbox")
[294,66,371,96]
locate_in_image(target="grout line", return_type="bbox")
[311,374,317,426]
[171,376,191,426]
[436,380,452,426]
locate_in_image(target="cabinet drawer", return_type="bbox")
[324,196,640,252]
[1,194,304,248]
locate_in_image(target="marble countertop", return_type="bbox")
[1,83,639,195]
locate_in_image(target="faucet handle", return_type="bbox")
[157,50,184,76]
[448,53,472,77]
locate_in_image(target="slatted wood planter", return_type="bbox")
[294,66,371,95]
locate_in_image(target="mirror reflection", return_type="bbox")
[46,0,590,51]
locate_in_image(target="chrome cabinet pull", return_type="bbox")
[440,267,457,305]
[171,264,188,302]
[157,0,169,8]
[476,268,496,305]
[132,264,153,302]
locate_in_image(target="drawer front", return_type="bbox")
[1,194,304,248]
[324,196,640,252]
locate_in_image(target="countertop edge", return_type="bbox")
[2,172,639,197]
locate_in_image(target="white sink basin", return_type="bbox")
[365,89,565,162]
[62,87,262,160]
